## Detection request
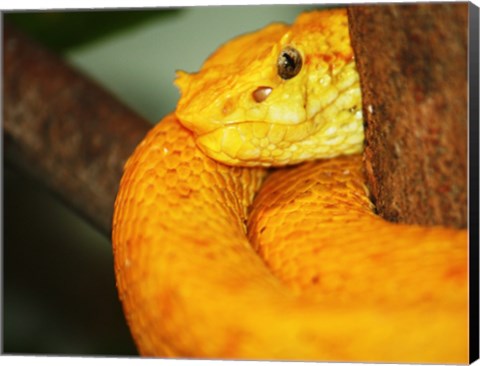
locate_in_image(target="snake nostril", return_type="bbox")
[252,86,273,103]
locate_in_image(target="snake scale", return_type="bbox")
[112,9,468,363]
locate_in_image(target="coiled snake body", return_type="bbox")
[112,9,468,363]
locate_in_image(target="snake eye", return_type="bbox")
[277,46,302,80]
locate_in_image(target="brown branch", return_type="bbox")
[348,3,468,228]
[3,23,152,236]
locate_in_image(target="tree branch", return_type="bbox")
[4,23,151,236]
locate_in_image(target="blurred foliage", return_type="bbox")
[5,8,181,52]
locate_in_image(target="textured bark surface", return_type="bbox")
[348,4,468,228]
[3,24,152,235]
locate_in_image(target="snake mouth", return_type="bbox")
[191,119,317,167]
[187,105,364,167]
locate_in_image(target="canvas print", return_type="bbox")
[3,3,476,364]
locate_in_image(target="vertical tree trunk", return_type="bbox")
[348,3,468,228]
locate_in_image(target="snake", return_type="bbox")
[112,9,468,363]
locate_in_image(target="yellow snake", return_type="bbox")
[112,9,468,363]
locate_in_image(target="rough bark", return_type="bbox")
[3,23,152,235]
[348,3,468,228]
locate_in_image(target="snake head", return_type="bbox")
[175,9,364,167]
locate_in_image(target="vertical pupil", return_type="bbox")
[283,53,295,70]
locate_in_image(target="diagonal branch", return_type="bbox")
[4,23,151,236]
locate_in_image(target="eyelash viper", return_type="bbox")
[112,8,468,363]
